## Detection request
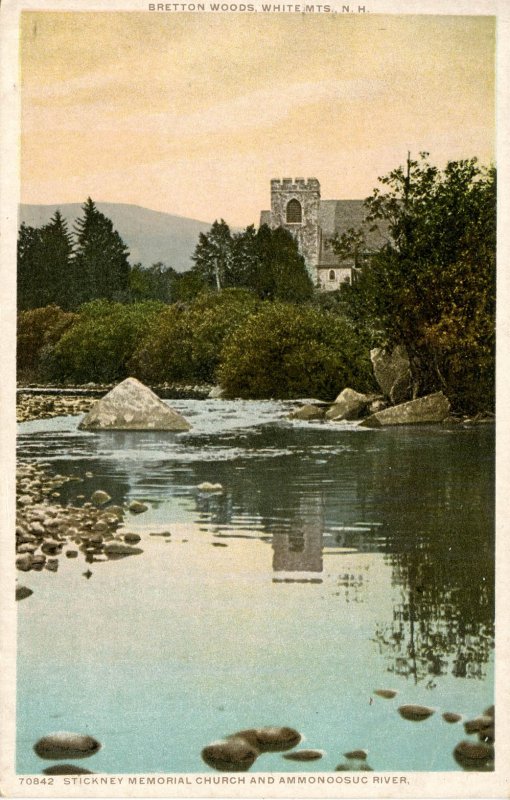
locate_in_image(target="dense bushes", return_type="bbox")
[49,300,164,383]
[17,305,77,381]
[218,303,374,400]
[130,289,258,383]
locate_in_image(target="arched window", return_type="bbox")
[329,269,336,281]
[286,199,302,223]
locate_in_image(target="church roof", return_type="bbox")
[318,199,390,267]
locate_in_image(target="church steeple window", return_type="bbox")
[286,199,302,223]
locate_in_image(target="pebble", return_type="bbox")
[17,543,37,553]
[128,500,148,514]
[283,749,323,761]
[91,490,111,507]
[443,712,462,724]
[66,550,79,559]
[104,542,143,558]
[344,749,368,760]
[232,726,301,753]
[16,553,33,571]
[124,533,141,544]
[16,585,33,601]
[43,765,94,775]
[398,705,435,721]
[201,738,258,772]
[45,559,59,572]
[374,689,397,699]
[34,732,101,760]
[464,715,493,734]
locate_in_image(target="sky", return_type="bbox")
[20,12,495,226]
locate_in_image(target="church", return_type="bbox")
[260,177,387,291]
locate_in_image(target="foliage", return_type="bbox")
[190,221,314,302]
[49,300,164,383]
[18,212,75,310]
[338,154,496,411]
[73,199,131,306]
[128,262,178,303]
[218,302,374,400]
[17,305,77,380]
[130,289,258,384]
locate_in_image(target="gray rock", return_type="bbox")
[326,389,371,421]
[289,404,325,421]
[34,732,101,760]
[79,377,191,431]
[104,542,143,559]
[232,726,301,753]
[443,712,462,724]
[360,392,450,428]
[124,533,141,544]
[91,491,111,507]
[128,500,148,514]
[16,585,33,601]
[370,345,413,404]
[201,738,258,772]
[283,749,323,761]
[16,553,33,571]
[398,704,435,721]
[208,385,225,399]
[43,765,94,775]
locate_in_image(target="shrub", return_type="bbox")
[130,289,258,384]
[17,305,77,382]
[50,300,164,383]
[217,302,374,399]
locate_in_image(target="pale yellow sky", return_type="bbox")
[20,12,495,226]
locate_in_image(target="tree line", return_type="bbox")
[17,154,496,412]
[17,201,314,310]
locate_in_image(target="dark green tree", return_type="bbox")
[128,262,178,303]
[73,198,131,305]
[17,212,75,309]
[336,154,496,412]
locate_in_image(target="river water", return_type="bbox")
[16,399,495,774]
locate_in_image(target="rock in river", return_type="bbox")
[16,585,33,601]
[325,389,372,421]
[201,738,259,772]
[79,377,191,431]
[344,749,368,760]
[128,500,148,514]
[232,726,301,752]
[360,392,450,428]
[34,732,101,760]
[374,689,397,699]
[398,705,435,722]
[283,749,323,761]
[91,490,111,507]
[43,765,94,775]
[443,712,462,724]
[289,404,325,421]
[453,740,494,769]
[104,542,143,559]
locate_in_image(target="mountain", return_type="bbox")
[18,202,213,272]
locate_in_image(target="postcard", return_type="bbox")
[0,0,508,797]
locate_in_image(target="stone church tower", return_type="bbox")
[268,178,322,281]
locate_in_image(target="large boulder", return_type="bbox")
[370,346,413,404]
[360,392,450,428]
[326,389,373,421]
[79,378,191,432]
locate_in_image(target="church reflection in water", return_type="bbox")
[272,495,324,574]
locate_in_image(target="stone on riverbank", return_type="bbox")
[232,726,301,753]
[283,749,323,761]
[360,392,450,428]
[370,345,413,404]
[326,389,373,421]
[78,378,191,432]
[91,490,111,507]
[201,738,259,772]
[289,404,325,421]
[34,732,101,760]
[129,500,148,514]
[398,705,435,721]
[16,585,33,601]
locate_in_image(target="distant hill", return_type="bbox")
[18,202,213,272]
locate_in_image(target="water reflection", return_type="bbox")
[18,408,494,686]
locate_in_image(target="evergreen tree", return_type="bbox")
[17,212,74,309]
[73,198,131,304]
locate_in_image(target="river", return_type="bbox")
[16,399,495,774]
